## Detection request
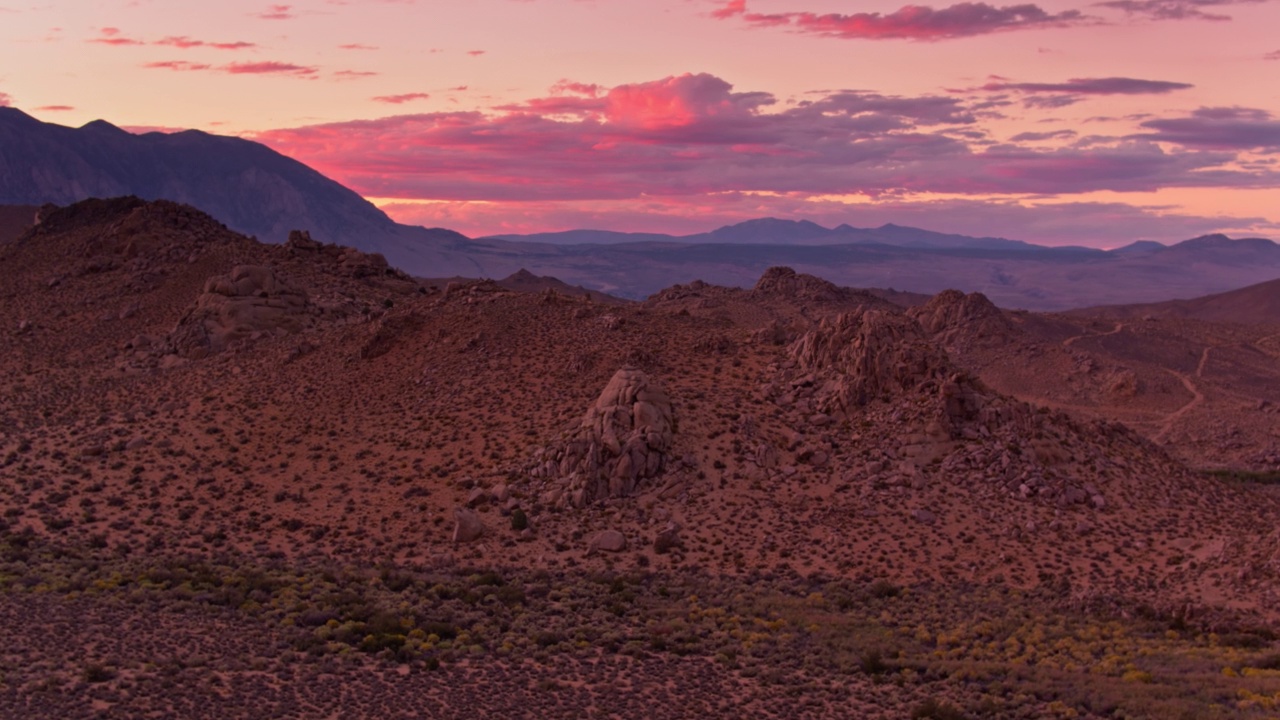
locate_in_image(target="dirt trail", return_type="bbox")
[1258,333,1280,358]
[1063,321,1124,349]
[1196,346,1212,378]
[1155,362,1206,445]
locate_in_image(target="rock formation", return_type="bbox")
[908,289,1016,349]
[789,309,959,413]
[751,266,846,302]
[168,265,311,358]
[529,368,675,507]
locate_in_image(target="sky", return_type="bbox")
[1,0,1278,245]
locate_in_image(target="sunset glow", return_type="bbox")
[1,0,1276,243]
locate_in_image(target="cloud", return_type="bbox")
[144,60,319,77]
[0,92,11,107]
[1135,106,1280,150]
[710,0,747,19]
[712,1,1090,40]
[143,60,214,71]
[550,80,602,97]
[34,105,74,111]
[1009,129,1079,141]
[982,76,1194,94]
[223,61,319,77]
[155,36,256,50]
[339,43,378,50]
[89,27,143,46]
[1266,49,1280,60]
[467,49,486,56]
[254,72,1277,210]
[333,70,379,79]
[373,93,431,104]
[1095,0,1266,21]
[254,4,294,19]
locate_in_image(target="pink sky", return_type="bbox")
[1,0,1277,244]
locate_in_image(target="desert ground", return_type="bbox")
[3,198,1280,718]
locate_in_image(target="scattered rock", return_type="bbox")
[589,529,628,553]
[451,507,485,543]
[653,522,682,553]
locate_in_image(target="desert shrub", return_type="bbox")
[82,663,116,683]
[910,698,967,720]
[510,508,529,531]
[860,648,891,676]
[869,579,900,599]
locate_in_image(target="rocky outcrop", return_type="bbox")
[790,309,959,413]
[908,289,1016,349]
[752,266,845,303]
[168,265,311,358]
[529,368,675,507]
[286,229,393,279]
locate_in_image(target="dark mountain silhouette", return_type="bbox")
[0,107,399,247]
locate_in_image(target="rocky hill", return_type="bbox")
[5,203,1280,719]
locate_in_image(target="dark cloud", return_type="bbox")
[1136,107,1280,150]
[1095,0,1266,21]
[712,1,1090,40]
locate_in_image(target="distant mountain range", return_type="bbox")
[486,218,1057,252]
[2,106,1278,310]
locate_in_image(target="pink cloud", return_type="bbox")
[89,27,144,46]
[711,0,747,19]
[222,61,318,77]
[714,2,1089,40]
[34,104,74,111]
[0,92,12,107]
[467,50,486,56]
[155,36,257,50]
[143,60,213,71]
[373,92,431,104]
[254,4,294,20]
[339,43,378,50]
[1266,49,1280,60]
[253,72,1276,209]
[333,70,379,79]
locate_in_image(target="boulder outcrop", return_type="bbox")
[908,289,1015,349]
[530,368,675,507]
[169,265,311,358]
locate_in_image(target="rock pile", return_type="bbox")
[529,368,675,507]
